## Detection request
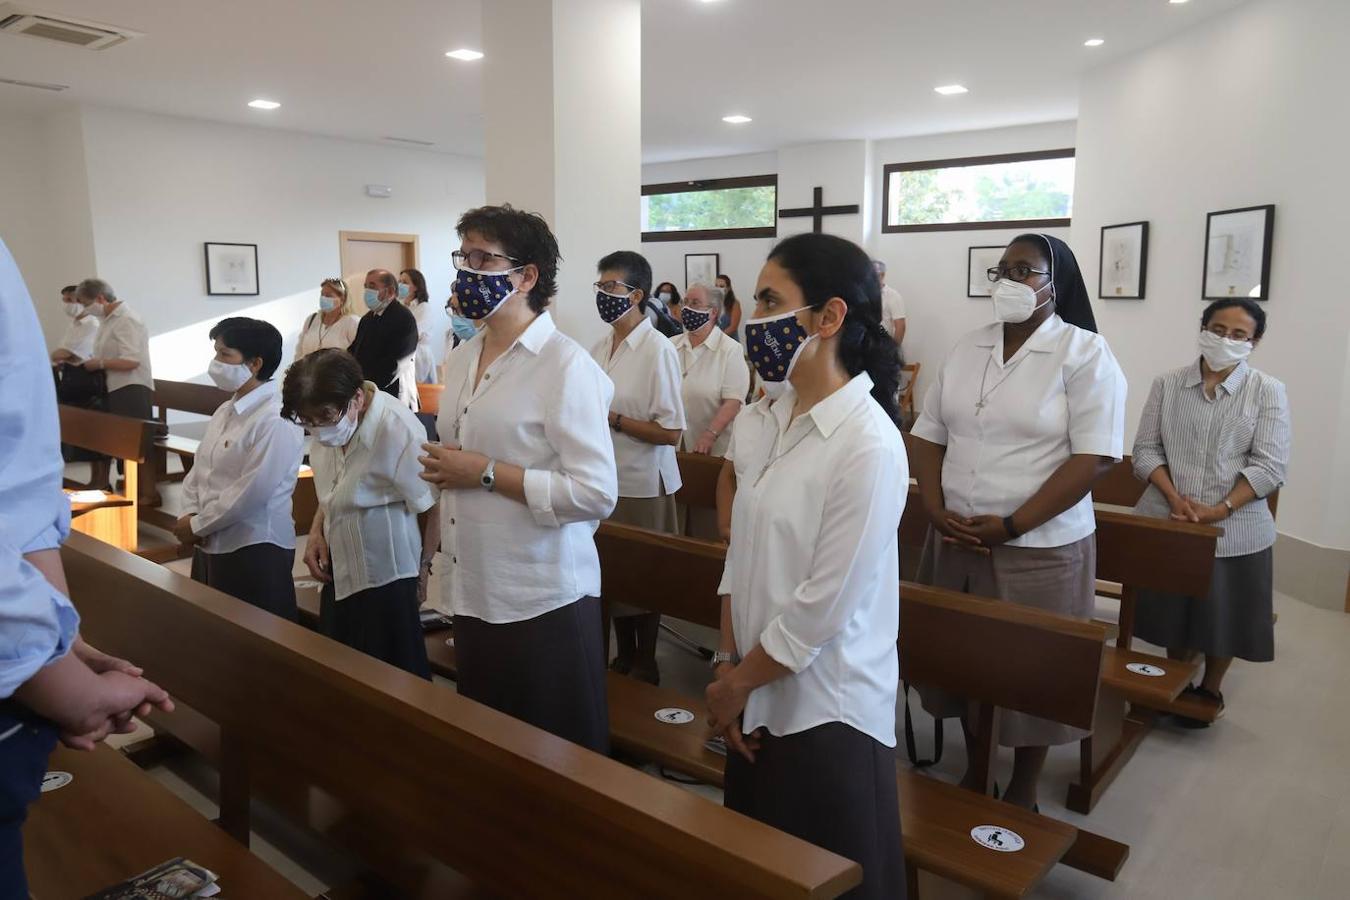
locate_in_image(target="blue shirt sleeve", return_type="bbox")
[0,526,80,699]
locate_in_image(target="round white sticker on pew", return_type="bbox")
[1126,662,1166,677]
[971,825,1025,853]
[655,708,695,725]
[40,771,72,793]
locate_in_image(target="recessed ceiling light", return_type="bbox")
[722,114,752,124]
[1084,38,1105,47]
[934,84,968,96]
[445,48,484,61]
[1169,0,1189,4]
[247,99,280,110]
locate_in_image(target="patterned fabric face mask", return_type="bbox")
[744,308,813,384]
[680,306,712,332]
[454,267,521,320]
[595,289,634,324]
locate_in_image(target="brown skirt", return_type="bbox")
[914,529,1096,747]
[606,492,678,617]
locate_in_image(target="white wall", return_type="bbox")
[870,121,1078,396]
[641,151,778,327]
[15,106,484,383]
[0,115,57,312]
[1072,0,1350,552]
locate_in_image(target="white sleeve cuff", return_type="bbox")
[759,616,820,674]
[522,468,560,528]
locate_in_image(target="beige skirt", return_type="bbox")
[607,492,678,617]
[914,529,1096,748]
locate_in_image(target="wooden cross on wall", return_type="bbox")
[778,186,860,234]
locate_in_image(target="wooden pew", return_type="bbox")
[58,403,156,552]
[25,743,308,899]
[589,522,1128,898]
[674,450,724,512]
[151,378,231,479]
[62,532,862,900]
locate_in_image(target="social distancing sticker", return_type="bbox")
[971,825,1025,852]
[1126,662,1166,677]
[654,708,695,725]
[41,771,72,793]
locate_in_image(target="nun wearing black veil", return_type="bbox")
[906,233,1127,811]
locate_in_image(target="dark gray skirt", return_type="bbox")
[1134,548,1274,662]
[191,543,297,622]
[319,578,431,679]
[454,596,610,754]
[724,722,905,900]
[106,383,153,419]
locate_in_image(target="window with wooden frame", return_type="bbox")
[882,149,1075,233]
[640,175,778,242]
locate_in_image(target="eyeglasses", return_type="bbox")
[987,264,1051,283]
[593,280,636,295]
[452,249,520,271]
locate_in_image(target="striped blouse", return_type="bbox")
[1131,360,1290,557]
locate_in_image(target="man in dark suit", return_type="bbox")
[349,268,418,402]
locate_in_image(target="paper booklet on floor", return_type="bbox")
[82,857,220,899]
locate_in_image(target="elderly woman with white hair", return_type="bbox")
[672,284,749,458]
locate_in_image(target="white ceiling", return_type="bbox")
[0,0,1249,163]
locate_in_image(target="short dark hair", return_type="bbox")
[456,204,560,313]
[597,250,652,301]
[1201,298,1266,340]
[280,348,365,424]
[61,285,77,295]
[209,317,284,381]
[370,269,397,293]
[400,268,429,303]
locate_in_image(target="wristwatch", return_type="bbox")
[1222,498,1234,516]
[611,414,623,433]
[479,458,497,493]
[710,650,737,669]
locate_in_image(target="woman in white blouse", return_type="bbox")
[589,250,686,686]
[672,284,750,457]
[708,233,906,900]
[282,348,437,677]
[909,233,1126,810]
[50,285,99,364]
[173,318,304,619]
[294,278,360,363]
[1131,298,1290,725]
[420,205,617,752]
[398,268,437,385]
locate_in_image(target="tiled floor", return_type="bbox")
[134,475,1350,897]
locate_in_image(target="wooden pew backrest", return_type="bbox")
[153,378,230,421]
[596,520,724,628]
[62,532,859,900]
[59,403,154,463]
[675,451,723,512]
[1094,510,1219,598]
[899,581,1106,732]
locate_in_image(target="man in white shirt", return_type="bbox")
[49,285,99,364]
[873,260,907,349]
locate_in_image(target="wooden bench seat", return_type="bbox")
[67,488,135,516]
[25,743,307,899]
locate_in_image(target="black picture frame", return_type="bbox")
[966,246,1005,298]
[1202,205,1274,301]
[1098,221,1150,300]
[684,253,720,291]
[204,242,260,296]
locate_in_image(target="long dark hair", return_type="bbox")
[654,281,681,304]
[715,274,738,313]
[400,268,429,304]
[767,233,902,424]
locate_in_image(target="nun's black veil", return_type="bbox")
[1011,232,1098,333]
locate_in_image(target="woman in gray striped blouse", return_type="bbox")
[1131,298,1290,726]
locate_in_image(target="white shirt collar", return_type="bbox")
[516,311,557,355]
[772,373,876,440]
[618,316,655,350]
[231,379,277,417]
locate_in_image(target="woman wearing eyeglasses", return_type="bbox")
[588,250,686,686]
[907,233,1126,811]
[419,205,617,753]
[281,348,436,678]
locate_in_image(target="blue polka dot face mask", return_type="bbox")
[453,265,522,320]
[595,288,635,324]
[744,307,815,386]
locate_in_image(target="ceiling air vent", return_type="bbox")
[0,4,142,50]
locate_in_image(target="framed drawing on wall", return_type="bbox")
[1202,204,1274,301]
[684,253,720,291]
[205,242,260,296]
[967,246,1005,297]
[1099,221,1149,299]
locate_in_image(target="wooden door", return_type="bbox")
[338,231,420,291]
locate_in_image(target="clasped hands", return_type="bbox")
[929,507,1012,555]
[418,441,489,491]
[1167,495,1231,525]
[706,663,760,763]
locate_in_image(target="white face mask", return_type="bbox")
[208,359,253,393]
[990,278,1053,324]
[1198,330,1252,371]
[63,301,82,318]
[85,302,107,319]
[315,401,359,447]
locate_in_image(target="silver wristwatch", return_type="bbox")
[710,650,736,669]
[479,458,497,492]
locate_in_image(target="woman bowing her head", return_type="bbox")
[907,233,1126,810]
[708,232,907,900]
